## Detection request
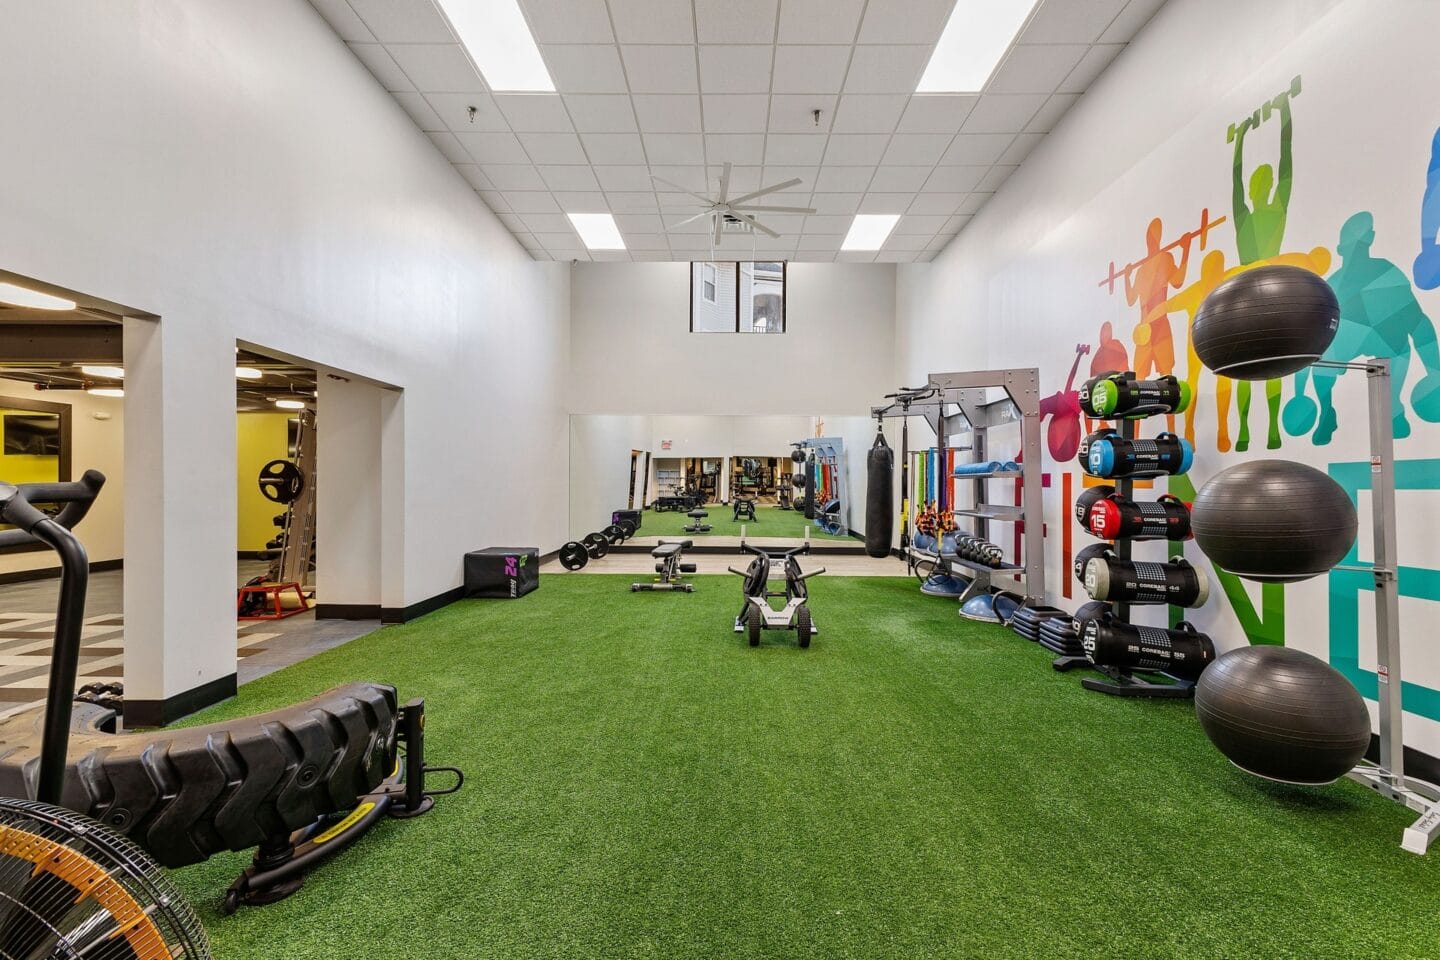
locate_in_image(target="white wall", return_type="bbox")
[896,0,1440,755]
[0,380,124,576]
[570,263,896,416]
[0,1,569,705]
[568,415,652,538]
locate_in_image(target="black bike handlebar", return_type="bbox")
[0,470,106,549]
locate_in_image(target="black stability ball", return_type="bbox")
[1191,460,1356,582]
[1193,265,1339,379]
[1195,645,1371,785]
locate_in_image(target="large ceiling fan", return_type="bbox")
[656,161,817,246]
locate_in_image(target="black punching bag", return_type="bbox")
[803,453,816,519]
[865,430,894,557]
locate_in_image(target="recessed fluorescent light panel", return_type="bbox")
[436,0,554,92]
[567,213,626,250]
[841,214,900,251]
[0,281,76,311]
[917,0,1041,93]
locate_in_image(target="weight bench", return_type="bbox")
[732,497,758,522]
[631,539,696,593]
[684,509,711,533]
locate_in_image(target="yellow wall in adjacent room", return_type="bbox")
[237,412,296,552]
[0,407,61,484]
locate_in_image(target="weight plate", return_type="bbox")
[257,459,305,504]
[559,541,589,571]
[582,532,609,559]
[617,519,636,539]
[603,524,625,544]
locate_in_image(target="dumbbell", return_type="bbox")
[1083,554,1209,608]
[1086,431,1193,479]
[1087,493,1192,541]
[1080,371,1191,419]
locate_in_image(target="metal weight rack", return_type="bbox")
[872,367,1045,607]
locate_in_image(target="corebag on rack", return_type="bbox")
[1083,554,1209,608]
[1084,431,1193,478]
[1077,612,1215,681]
[1084,492,1192,541]
[1079,371,1191,419]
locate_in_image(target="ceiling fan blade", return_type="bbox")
[730,210,780,239]
[712,213,724,246]
[651,175,714,204]
[665,211,712,231]
[728,178,802,205]
[730,204,817,214]
[717,162,732,205]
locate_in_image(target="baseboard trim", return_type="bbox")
[380,585,465,624]
[0,558,123,586]
[1367,735,1440,786]
[124,673,237,727]
[313,603,382,620]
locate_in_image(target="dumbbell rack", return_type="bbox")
[1055,415,1195,698]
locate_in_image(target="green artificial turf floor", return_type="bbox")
[176,575,1438,959]
[629,504,852,540]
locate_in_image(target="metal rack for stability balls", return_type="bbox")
[1053,413,1195,697]
[872,368,1045,606]
[1327,358,1440,854]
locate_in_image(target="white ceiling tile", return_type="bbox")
[770,45,851,94]
[956,194,992,214]
[594,165,656,190]
[709,164,764,194]
[553,191,610,211]
[813,166,875,191]
[622,233,670,248]
[502,191,561,212]
[866,166,932,192]
[907,192,963,214]
[777,0,865,43]
[881,133,952,165]
[757,165,820,189]
[941,133,1014,164]
[926,232,957,249]
[425,130,471,163]
[454,164,494,190]
[581,133,648,164]
[796,234,844,250]
[565,95,638,132]
[589,250,633,261]
[609,0,695,42]
[538,165,602,190]
[752,214,805,233]
[633,94,703,133]
[387,44,484,92]
[1059,43,1124,93]
[311,0,374,42]
[823,134,889,165]
[802,215,853,234]
[916,250,940,261]
[702,95,771,133]
[844,45,930,93]
[391,91,445,130]
[922,165,987,192]
[520,212,576,233]
[428,93,508,130]
[1099,0,1166,43]
[1019,0,1128,44]
[874,250,919,261]
[857,193,911,213]
[643,133,705,164]
[831,94,908,133]
[667,215,712,234]
[836,251,878,262]
[543,45,628,93]
[615,214,665,233]
[898,94,977,132]
[894,214,949,234]
[606,191,661,211]
[765,134,827,165]
[805,192,862,214]
[767,95,836,132]
[519,132,588,163]
[945,213,974,231]
[519,0,614,42]
[483,165,548,189]
[348,0,453,42]
[962,94,1048,133]
[705,134,766,165]
[649,165,709,190]
[624,45,700,94]
[698,45,773,94]
[478,191,512,212]
[857,0,956,44]
[630,250,674,260]
[347,43,414,91]
[456,130,528,163]
[496,208,526,227]
[494,94,574,132]
[998,132,1044,164]
[988,43,1089,94]
[977,164,1019,191]
[696,0,778,42]
[882,234,932,250]
[1025,93,1080,132]
[535,229,581,244]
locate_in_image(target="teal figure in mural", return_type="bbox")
[1229,79,1297,450]
[1285,211,1440,444]
[1417,127,1440,290]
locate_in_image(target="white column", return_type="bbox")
[315,376,383,611]
[379,388,406,615]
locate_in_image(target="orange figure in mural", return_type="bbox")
[1124,218,1192,428]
